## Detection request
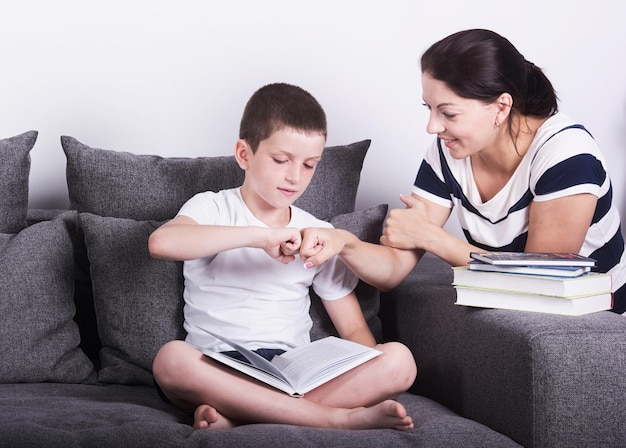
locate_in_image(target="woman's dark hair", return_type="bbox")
[239,83,327,152]
[421,29,558,119]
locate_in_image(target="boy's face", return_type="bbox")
[236,127,326,212]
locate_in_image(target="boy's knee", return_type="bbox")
[382,342,418,388]
[153,340,191,383]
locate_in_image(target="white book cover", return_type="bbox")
[453,266,612,298]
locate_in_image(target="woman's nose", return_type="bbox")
[426,114,445,135]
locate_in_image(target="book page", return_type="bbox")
[271,337,381,388]
[201,329,289,383]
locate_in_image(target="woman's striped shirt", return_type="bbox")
[413,113,626,314]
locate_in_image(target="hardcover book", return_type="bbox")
[469,251,597,267]
[453,266,611,297]
[467,260,591,278]
[454,287,613,316]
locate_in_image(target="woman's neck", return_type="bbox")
[471,115,548,202]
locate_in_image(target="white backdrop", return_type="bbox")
[2,1,625,237]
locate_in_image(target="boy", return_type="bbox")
[149,83,417,431]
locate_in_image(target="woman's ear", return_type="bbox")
[495,93,513,124]
[234,139,250,170]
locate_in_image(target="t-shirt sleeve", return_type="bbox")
[412,139,454,208]
[311,256,359,301]
[530,128,606,202]
[177,192,221,225]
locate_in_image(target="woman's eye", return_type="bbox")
[273,159,288,164]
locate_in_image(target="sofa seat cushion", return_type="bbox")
[0,383,521,448]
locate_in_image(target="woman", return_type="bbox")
[300,29,626,314]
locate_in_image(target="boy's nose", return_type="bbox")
[286,167,301,183]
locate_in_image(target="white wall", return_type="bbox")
[2,1,625,237]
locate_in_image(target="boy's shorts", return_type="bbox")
[153,348,286,410]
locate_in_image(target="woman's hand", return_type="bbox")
[299,227,352,269]
[381,194,433,251]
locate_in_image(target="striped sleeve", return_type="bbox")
[530,126,607,202]
[413,139,453,208]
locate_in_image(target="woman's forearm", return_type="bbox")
[419,224,480,267]
[339,233,422,291]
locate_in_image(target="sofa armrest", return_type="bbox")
[461,308,626,448]
[380,253,626,448]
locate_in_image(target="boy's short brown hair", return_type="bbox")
[239,83,327,152]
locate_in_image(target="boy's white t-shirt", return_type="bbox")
[177,187,359,353]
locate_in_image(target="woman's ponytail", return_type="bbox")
[523,60,558,117]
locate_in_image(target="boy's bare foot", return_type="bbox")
[344,400,414,431]
[193,404,237,430]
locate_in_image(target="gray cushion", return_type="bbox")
[0,384,522,448]
[80,213,185,385]
[0,211,94,383]
[310,204,388,342]
[0,131,38,233]
[63,136,369,221]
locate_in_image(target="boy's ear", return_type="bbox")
[234,139,250,170]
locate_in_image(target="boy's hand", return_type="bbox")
[264,228,302,264]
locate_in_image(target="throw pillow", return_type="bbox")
[0,211,94,383]
[62,136,370,221]
[309,204,388,342]
[79,213,185,385]
[0,131,38,233]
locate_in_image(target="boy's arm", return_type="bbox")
[321,292,376,348]
[148,215,302,263]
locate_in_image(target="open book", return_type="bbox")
[200,330,382,397]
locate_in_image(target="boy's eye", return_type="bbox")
[304,163,315,170]
[273,158,288,164]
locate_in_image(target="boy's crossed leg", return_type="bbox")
[153,340,416,431]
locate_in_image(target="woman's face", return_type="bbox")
[421,73,501,159]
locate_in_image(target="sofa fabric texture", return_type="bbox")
[3,131,625,447]
[0,131,37,234]
[380,253,626,448]
[0,211,93,384]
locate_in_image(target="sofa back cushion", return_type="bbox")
[0,211,94,383]
[63,136,370,222]
[0,131,38,233]
[80,213,185,385]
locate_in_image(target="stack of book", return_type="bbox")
[453,252,613,316]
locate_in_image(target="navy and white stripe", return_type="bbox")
[413,113,626,314]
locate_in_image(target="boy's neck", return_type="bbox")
[239,186,292,227]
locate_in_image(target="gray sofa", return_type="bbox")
[1,131,624,447]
